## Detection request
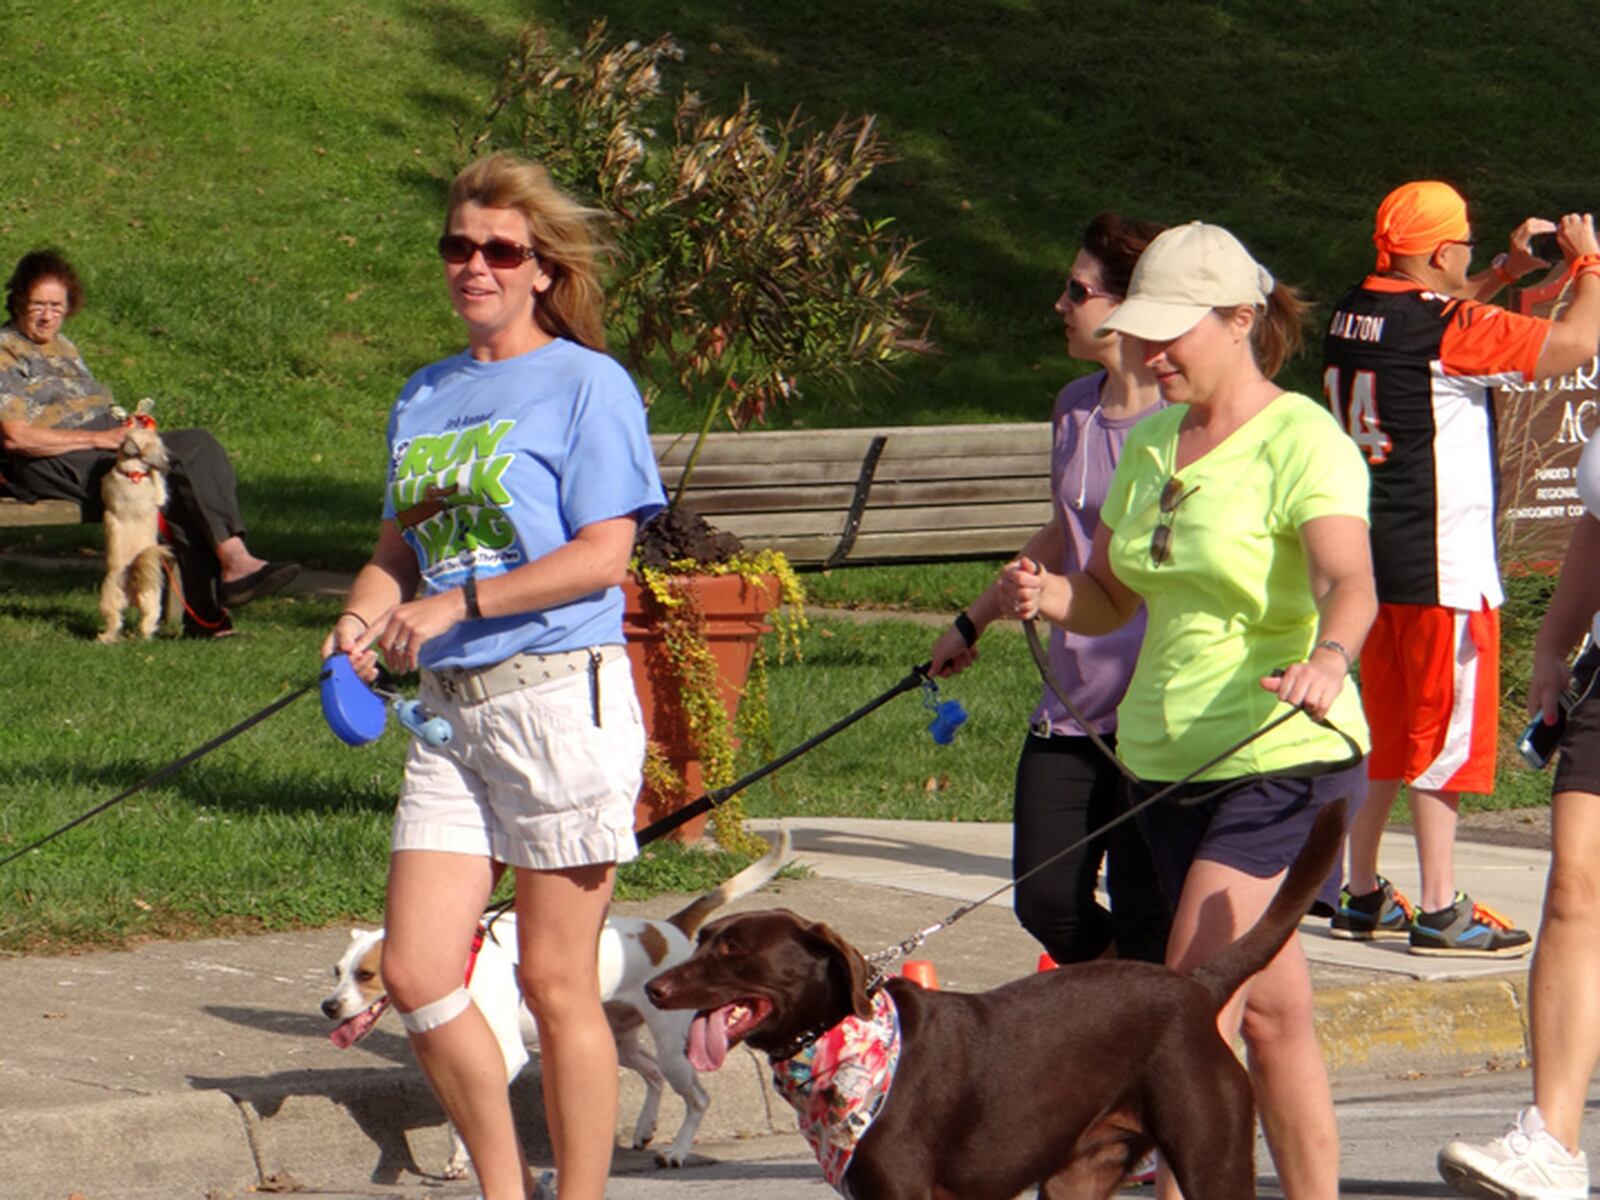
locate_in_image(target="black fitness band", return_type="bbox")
[953,611,978,647]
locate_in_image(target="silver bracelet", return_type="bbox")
[1314,638,1354,673]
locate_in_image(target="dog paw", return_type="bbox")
[96,631,121,644]
[441,1162,469,1180]
[653,1151,686,1169]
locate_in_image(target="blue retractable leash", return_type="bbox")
[320,652,452,749]
[638,664,963,846]
[861,620,1366,979]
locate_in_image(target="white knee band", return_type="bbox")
[397,986,471,1034]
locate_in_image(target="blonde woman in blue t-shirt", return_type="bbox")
[1002,222,1376,1200]
[324,155,665,1200]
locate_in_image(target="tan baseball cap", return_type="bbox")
[1096,221,1275,341]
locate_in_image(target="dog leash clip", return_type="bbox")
[920,677,968,745]
[863,921,946,993]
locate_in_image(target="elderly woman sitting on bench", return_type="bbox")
[0,248,298,635]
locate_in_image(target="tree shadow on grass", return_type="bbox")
[0,752,395,820]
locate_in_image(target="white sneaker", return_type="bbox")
[1438,1107,1589,1200]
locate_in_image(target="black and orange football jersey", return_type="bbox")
[1321,276,1547,608]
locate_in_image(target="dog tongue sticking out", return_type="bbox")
[329,998,389,1049]
[686,998,771,1071]
[687,1004,735,1072]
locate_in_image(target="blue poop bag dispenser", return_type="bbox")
[921,677,968,745]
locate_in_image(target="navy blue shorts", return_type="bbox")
[1130,759,1365,912]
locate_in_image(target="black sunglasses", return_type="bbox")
[1066,278,1118,306]
[437,234,538,269]
[1149,476,1200,567]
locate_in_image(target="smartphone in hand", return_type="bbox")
[1518,637,1600,770]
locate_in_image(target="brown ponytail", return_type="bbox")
[1251,281,1308,379]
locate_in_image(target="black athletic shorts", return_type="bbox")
[1554,690,1600,797]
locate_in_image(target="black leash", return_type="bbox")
[862,621,1362,983]
[0,670,330,871]
[634,660,933,847]
[479,660,936,927]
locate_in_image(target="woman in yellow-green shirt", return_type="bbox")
[1002,222,1375,1200]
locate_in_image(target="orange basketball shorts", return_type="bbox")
[1360,602,1499,794]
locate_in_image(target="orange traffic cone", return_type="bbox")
[901,959,939,989]
[1037,952,1058,971]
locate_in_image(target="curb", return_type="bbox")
[20,973,1533,1199]
[1,1092,256,1200]
[23,1045,792,1199]
[1316,972,1530,1079]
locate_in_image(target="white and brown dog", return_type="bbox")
[321,829,790,1177]
[97,424,181,643]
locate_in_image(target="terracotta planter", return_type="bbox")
[623,573,777,843]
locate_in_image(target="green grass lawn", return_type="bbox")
[5,2,1599,568]
[0,556,1558,953]
[0,2,1586,949]
[0,560,774,952]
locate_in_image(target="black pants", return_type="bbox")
[1012,732,1172,965]
[6,429,242,633]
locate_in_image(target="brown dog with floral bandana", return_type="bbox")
[646,801,1345,1200]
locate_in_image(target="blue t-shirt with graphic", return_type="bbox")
[383,338,665,669]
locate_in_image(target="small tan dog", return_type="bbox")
[98,425,182,642]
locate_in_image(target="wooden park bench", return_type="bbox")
[0,495,79,527]
[652,422,1053,568]
[1,422,1057,566]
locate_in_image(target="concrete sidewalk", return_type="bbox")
[0,815,1549,1200]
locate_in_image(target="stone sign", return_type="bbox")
[1499,269,1598,570]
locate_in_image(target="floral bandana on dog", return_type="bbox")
[770,988,902,1193]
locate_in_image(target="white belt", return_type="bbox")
[423,644,623,707]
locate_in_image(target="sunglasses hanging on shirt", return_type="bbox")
[1149,476,1200,567]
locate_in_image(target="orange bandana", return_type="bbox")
[1373,181,1470,270]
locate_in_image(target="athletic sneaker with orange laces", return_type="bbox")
[1409,892,1532,957]
[1330,874,1415,940]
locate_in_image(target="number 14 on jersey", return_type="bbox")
[1323,365,1393,464]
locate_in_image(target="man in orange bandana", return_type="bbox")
[1371,179,1474,271]
[1323,185,1600,1193]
